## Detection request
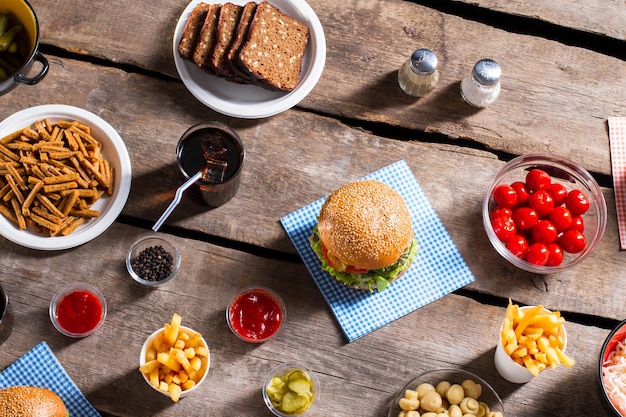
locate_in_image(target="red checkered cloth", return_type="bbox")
[609,117,626,249]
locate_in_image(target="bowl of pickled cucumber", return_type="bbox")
[0,0,49,94]
[387,368,505,417]
[263,363,319,416]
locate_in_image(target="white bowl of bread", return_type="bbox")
[173,0,326,118]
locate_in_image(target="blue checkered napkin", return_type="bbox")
[0,341,101,416]
[280,160,476,342]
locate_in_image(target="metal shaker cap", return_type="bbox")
[472,58,501,86]
[409,48,438,76]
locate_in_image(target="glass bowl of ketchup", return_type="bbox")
[49,282,107,338]
[227,286,286,343]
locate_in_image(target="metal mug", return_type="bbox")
[0,0,49,95]
[0,281,14,345]
[176,122,245,207]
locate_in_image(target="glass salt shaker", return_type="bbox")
[460,58,501,108]
[398,48,439,97]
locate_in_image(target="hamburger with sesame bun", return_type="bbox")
[0,386,68,417]
[309,179,419,292]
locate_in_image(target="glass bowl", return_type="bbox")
[126,235,181,287]
[387,368,505,417]
[139,325,210,400]
[599,318,626,416]
[226,286,286,343]
[483,153,607,273]
[49,282,107,338]
[263,363,319,416]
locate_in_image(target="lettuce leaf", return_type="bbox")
[309,226,419,292]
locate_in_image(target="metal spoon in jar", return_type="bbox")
[152,170,203,232]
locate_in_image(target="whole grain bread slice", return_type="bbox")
[210,3,244,78]
[192,4,222,73]
[226,2,258,83]
[178,2,211,61]
[236,1,310,92]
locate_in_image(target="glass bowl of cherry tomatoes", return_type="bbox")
[483,153,607,273]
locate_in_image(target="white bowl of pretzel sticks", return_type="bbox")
[0,104,132,250]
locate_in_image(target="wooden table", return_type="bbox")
[1,0,625,415]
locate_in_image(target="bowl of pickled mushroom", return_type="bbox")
[599,318,626,416]
[387,368,505,417]
[483,153,606,274]
[263,363,319,416]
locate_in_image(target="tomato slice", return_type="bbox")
[345,265,370,274]
[321,243,336,268]
[321,243,369,274]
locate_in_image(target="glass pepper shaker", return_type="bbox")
[398,48,439,97]
[460,58,501,108]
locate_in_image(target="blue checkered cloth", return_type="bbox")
[0,341,101,416]
[281,160,476,342]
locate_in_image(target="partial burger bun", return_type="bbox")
[0,386,68,417]
[318,180,413,270]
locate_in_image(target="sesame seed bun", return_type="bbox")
[317,179,414,270]
[0,386,68,417]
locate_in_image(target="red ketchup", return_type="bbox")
[56,290,103,335]
[228,288,284,342]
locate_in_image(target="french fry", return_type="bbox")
[167,313,182,345]
[59,217,87,236]
[500,299,574,377]
[139,314,210,403]
[68,208,100,218]
[139,360,160,374]
[0,118,115,236]
[10,197,26,229]
[1,129,23,144]
[169,384,182,403]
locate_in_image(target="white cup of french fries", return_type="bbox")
[139,313,210,402]
[494,302,574,383]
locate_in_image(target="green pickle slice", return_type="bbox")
[266,368,315,414]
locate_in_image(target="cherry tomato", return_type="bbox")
[525,243,549,266]
[547,183,568,205]
[493,184,518,208]
[490,206,513,222]
[525,169,551,192]
[558,229,586,253]
[492,216,516,242]
[506,235,528,259]
[531,220,557,245]
[528,190,555,217]
[569,215,585,233]
[546,243,564,266]
[511,181,530,206]
[488,170,591,267]
[565,189,590,216]
[549,206,573,231]
[513,207,539,230]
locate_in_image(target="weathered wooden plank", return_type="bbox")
[28,0,625,175]
[1,57,624,322]
[452,0,626,42]
[0,223,614,416]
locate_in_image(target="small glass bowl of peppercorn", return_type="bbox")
[126,235,181,287]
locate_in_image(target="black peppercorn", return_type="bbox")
[131,245,174,282]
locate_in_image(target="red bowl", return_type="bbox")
[599,319,626,416]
